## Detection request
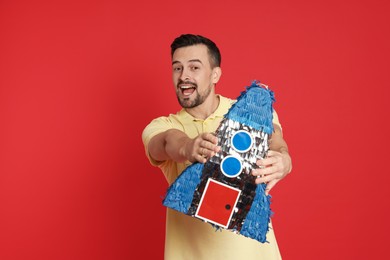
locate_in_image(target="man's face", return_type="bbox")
[172,44,219,108]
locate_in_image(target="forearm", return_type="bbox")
[270,124,288,152]
[148,128,220,164]
[269,124,292,173]
[148,129,190,163]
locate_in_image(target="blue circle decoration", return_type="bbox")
[220,156,243,178]
[231,130,253,153]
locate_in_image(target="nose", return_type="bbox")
[179,67,190,81]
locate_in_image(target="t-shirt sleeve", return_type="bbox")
[141,117,173,167]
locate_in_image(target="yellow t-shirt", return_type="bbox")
[142,95,282,260]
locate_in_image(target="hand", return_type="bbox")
[251,150,292,195]
[182,133,220,163]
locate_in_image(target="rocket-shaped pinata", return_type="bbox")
[163,81,275,243]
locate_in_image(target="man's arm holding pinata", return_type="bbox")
[148,129,220,164]
[251,124,292,194]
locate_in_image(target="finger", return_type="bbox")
[256,157,278,167]
[253,165,278,176]
[196,153,207,163]
[254,173,277,184]
[265,179,279,195]
[200,140,220,153]
[198,147,214,162]
[202,133,218,144]
[266,150,280,157]
[205,148,220,159]
[199,147,208,157]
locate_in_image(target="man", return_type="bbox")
[142,34,292,260]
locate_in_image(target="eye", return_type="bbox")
[173,66,182,72]
[191,66,199,71]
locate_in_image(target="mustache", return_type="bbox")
[177,80,197,88]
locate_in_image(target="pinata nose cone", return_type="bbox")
[225,81,274,134]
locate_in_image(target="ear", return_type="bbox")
[211,67,222,84]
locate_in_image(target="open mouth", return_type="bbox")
[179,84,197,96]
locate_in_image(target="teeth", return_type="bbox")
[180,85,193,89]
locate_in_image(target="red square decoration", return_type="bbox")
[195,179,241,228]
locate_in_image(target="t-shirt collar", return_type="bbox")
[178,95,231,121]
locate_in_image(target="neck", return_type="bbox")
[185,93,220,120]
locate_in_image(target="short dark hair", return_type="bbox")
[171,34,221,68]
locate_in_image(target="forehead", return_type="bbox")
[172,44,210,64]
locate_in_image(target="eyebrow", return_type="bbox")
[172,59,203,65]
[188,59,203,64]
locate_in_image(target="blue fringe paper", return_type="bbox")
[240,183,272,243]
[162,163,204,213]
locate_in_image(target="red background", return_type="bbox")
[1,0,389,259]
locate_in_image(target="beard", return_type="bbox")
[176,82,212,108]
